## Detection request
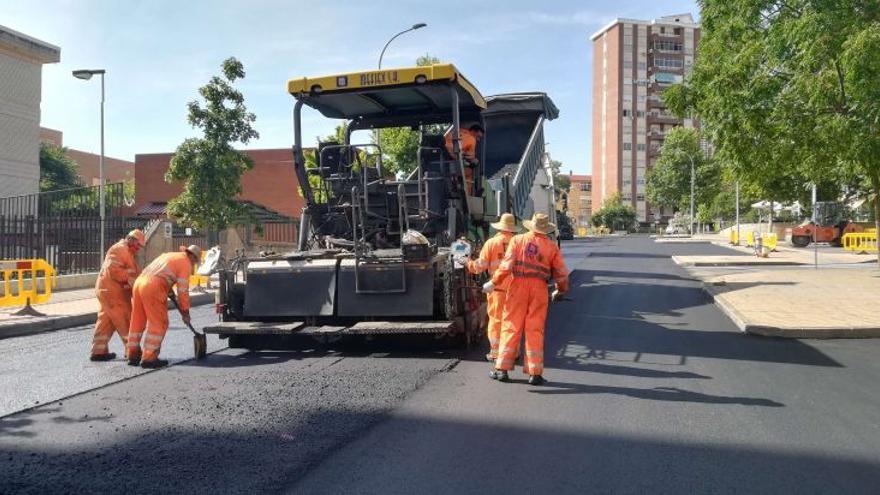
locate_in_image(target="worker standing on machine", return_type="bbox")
[464,213,519,361]
[90,229,145,361]
[444,123,483,195]
[127,245,201,369]
[483,213,569,385]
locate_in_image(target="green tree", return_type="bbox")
[376,54,442,177]
[39,142,81,192]
[165,57,259,231]
[665,0,880,263]
[646,128,719,213]
[591,193,637,231]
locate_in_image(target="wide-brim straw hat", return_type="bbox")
[490,213,520,233]
[180,244,202,260]
[523,213,556,234]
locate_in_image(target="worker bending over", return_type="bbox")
[483,213,568,385]
[444,123,483,195]
[127,245,201,368]
[90,229,145,361]
[465,213,519,361]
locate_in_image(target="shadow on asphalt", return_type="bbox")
[5,410,880,493]
[544,268,842,368]
[528,381,784,407]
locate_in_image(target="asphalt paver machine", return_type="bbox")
[203,64,558,348]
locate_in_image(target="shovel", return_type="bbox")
[168,291,207,359]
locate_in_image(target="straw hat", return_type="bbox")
[523,213,556,234]
[490,213,520,233]
[180,244,202,261]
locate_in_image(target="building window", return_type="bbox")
[622,109,631,117]
[636,194,645,202]
[636,110,645,118]
[623,61,633,69]
[624,34,633,46]
[654,58,684,69]
[623,142,632,151]
[580,183,591,192]
[653,41,683,52]
[674,27,682,35]
[637,143,647,151]
[637,62,647,70]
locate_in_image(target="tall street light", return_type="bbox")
[378,23,427,69]
[73,68,107,261]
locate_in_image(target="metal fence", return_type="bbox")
[0,184,143,274]
[236,221,298,246]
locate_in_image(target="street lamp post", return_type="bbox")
[688,155,695,236]
[378,23,427,69]
[73,69,107,263]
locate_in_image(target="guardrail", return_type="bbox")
[0,259,56,316]
[842,232,878,254]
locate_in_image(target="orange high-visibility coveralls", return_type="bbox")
[492,231,569,376]
[91,239,140,357]
[127,252,192,362]
[444,127,479,195]
[467,231,514,360]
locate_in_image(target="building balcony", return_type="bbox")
[647,113,681,124]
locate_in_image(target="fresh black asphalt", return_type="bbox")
[3,236,880,494]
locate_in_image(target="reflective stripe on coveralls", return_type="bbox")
[491,231,569,375]
[91,239,140,357]
[127,252,193,362]
[467,231,513,359]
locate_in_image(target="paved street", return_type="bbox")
[4,236,880,494]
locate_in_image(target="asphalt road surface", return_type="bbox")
[3,236,880,494]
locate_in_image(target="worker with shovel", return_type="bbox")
[90,229,145,362]
[127,245,200,368]
[464,213,519,361]
[483,213,569,385]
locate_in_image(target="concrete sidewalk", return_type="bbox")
[674,242,877,266]
[0,287,216,339]
[695,267,880,338]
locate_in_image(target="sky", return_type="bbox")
[4,0,698,175]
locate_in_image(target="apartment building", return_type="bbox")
[0,25,60,199]
[566,173,593,228]
[590,13,700,224]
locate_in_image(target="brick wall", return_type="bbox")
[134,148,305,219]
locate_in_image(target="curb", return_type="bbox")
[0,292,216,341]
[702,283,880,339]
[673,256,803,267]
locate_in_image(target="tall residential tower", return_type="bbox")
[590,13,700,224]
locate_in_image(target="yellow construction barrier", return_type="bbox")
[729,230,739,245]
[577,227,588,237]
[745,231,755,247]
[761,233,778,252]
[842,232,879,254]
[0,259,56,313]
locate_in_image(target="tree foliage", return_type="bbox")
[39,143,82,192]
[376,54,442,177]
[591,193,637,230]
[646,127,719,212]
[166,57,259,231]
[666,0,880,260]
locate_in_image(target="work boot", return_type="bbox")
[141,359,169,369]
[127,353,141,366]
[528,375,546,386]
[489,369,509,382]
[89,353,116,362]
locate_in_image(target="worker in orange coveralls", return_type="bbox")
[444,123,484,195]
[463,213,519,362]
[482,213,569,385]
[89,229,145,361]
[127,245,201,369]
